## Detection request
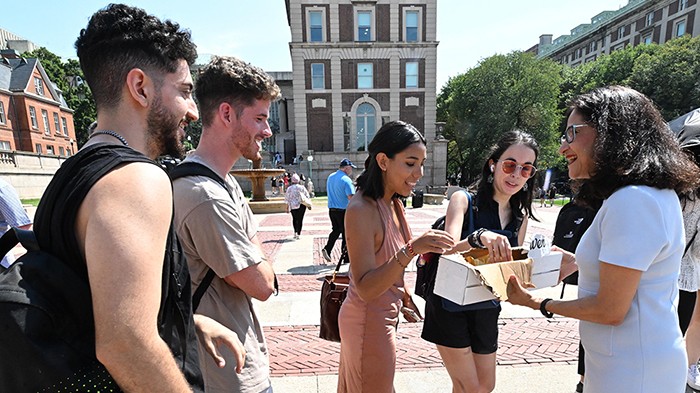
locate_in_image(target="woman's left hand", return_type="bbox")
[505,275,535,308]
[401,295,423,322]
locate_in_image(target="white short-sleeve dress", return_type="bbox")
[575,185,686,392]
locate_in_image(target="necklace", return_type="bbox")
[89,130,129,147]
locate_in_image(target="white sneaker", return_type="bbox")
[688,364,700,390]
[322,248,332,262]
[294,233,299,240]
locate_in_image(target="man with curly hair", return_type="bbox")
[171,56,281,392]
[31,4,243,392]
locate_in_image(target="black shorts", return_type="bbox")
[421,292,501,354]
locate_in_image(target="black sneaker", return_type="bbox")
[576,382,583,393]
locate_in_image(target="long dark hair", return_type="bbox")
[355,120,426,200]
[475,130,539,220]
[570,86,700,209]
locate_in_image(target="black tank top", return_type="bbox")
[34,144,204,391]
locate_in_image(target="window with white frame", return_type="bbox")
[357,63,373,89]
[59,146,65,156]
[680,0,688,11]
[589,41,597,52]
[405,62,419,88]
[618,26,626,38]
[405,10,420,42]
[53,113,60,133]
[645,12,654,27]
[29,106,38,129]
[46,145,54,155]
[355,103,376,151]
[0,141,10,150]
[41,109,50,134]
[311,63,325,89]
[357,10,373,42]
[0,102,5,124]
[643,34,652,44]
[676,20,686,36]
[61,117,68,135]
[35,144,42,154]
[34,77,45,96]
[308,10,324,42]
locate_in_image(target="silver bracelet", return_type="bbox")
[400,246,412,260]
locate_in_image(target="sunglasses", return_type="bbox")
[496,159,537,178]
[561,124,589,144]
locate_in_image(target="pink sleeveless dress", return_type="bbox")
[337,198,412,393]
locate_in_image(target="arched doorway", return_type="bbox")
[356,103,376,151]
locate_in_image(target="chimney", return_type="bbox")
[539,34,553,46]
[0,49,21,59]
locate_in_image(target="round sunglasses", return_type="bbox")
[495,159,537,178]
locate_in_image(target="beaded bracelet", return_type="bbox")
[468,228,487,249]
[394,252,409,269]
[406,242,417,257]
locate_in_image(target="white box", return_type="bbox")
[433,248,562,306]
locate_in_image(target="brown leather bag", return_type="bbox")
[319,250,350,342]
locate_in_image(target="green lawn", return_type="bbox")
[21,198,41,207]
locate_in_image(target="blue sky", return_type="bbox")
[1,0,623,90]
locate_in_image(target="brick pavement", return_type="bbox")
[257,202,574,378]
[265,317,579,376]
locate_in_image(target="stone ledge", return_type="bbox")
[423,193,445,205]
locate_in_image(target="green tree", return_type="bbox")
[439,51,563,186]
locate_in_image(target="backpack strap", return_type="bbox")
[169,162,279,304]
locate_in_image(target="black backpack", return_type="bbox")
[0,227,121,392]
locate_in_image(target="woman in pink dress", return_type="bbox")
[337,121,454,392]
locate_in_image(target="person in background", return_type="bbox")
[552,192,598,393]
[337,120,454,392]
[321,158,356,262]
[678,142,700,390]
[306,176,315,198]
[421,130,539,393]
[271,176,279,196]
[285,173,311,240]
[171,56,280,393]
[507,85,700,393]
[0,178,32,268]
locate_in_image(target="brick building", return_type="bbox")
[530,0,699,66]
[283,0,447,190]
[0,50,76,156]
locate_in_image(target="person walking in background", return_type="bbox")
[677,141,700,390]
[547,184,557,207]
[507,86,700,393]
[171,56,280,392]
[322,158,356,262]
[337,121,454,392]
[421,130,539,393]
[0,178,32,268]
[285,173,311,240]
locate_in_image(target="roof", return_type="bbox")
[7,57,37,91]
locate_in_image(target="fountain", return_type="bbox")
[230,157,286,214]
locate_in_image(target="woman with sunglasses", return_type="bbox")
[507,86,700,392]
[421,130,539,393]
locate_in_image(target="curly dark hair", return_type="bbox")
[570,85,700,209]
[355,120,426,200]
[475,130,539,221]
[75,4,197,108]
[195,56,281,126]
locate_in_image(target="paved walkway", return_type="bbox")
[251,197,589,392]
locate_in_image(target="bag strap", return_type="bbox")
[169,162,279,298]
[465,191,475,235]
[685,230,698,258]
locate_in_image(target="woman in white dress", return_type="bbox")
[507,86,700,392]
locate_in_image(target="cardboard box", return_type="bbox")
[433,248,562,306]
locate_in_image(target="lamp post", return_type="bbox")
[307,155,314,181]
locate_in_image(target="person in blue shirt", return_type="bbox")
[0,178,32,268]
[322,158,356,262]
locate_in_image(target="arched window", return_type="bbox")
[356,103,376,151]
